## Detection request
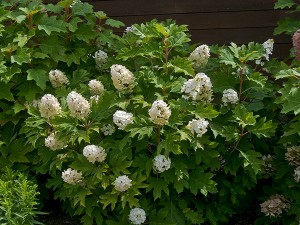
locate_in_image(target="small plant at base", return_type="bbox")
[0,169,42,224]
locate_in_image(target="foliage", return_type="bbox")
[0,168,42,224]
[0,0,123,172]
[274,0,300,36]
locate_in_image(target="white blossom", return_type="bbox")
[113,175,132,192]
[188,45,210,68]
[113,110,134,130]
[83,145,107,164]
[124,26,134,34]
[222,89,239,105]
[260,194,290,217]
[61,168,83,185]
[66,91,91,120]
[153,155,171,173]
[256,39,274,65]
[49,69,69,88]
[88,79,104,95]
[93,50,108,70]
[129,208,146,225]
[90,95,99,103]
[148,100,171,126]
[294,167,300,182]
[187,118,209,137]
[181,73,213,103]
[39,94,61,119]
[285,146,300,166]
[111,64,135,92]
[101,124,116,136]
[45,133,67,150]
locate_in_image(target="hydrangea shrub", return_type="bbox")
[2,0,300,224]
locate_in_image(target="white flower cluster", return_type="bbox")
[39,94,61,119]
[93,50,108,70]
[114,175,132,192]
[90,95,99,103]
[222,89,239,105]
[88,79,104,95]
[83,145,107,164]
[148,100,171,126]
[285,146,300,166]
[129,208,146,225]
[188,44,210,68]
[187,118,209,137]
[256,39,274,65]
[101,124,116,136]
[49,69,69,88]
[294,166,300,182]
[61,168,83,185]
[153,155,171,173]
[31,99,40,108]
[124,26,134,34]
[181,73,213,103]
[262,154,274,175]
[44,133,66,150]
[111,64,135,92]
[260,194,290,217]
[113,110,134,130]
[66,91,91,120]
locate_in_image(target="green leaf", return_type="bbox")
[0,83,14,101]
[44,4,62,13]
[275,68,300,80]
[274,17,300,35]
[95,11,108,19]
[75,24,98,42]
[38,15,67,35]
[155,23,169,36]
[219,48,237,68]
[216,125,239,141]
[146,177,169,200]
[239,150,263,174]
[277,83,300,115]
[71,2,93,16]
[109,156,132,175]
[274,0,295,9]
[233,105,258,128]
[167,57,194,76]
[247,72,267,87]
[0,64,21,83]
[13,33,30,47]
[189,168,217,196]
[27,69,48,90]
[127,117,153,140]
[195,105,220,120]
[157,135,182,155]
[251,118,277,138]
[11,48,31,65]
[105,19,125,28]
[17,82,42,101]
[183,208,205,224]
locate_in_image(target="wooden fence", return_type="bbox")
[47,0,293,58]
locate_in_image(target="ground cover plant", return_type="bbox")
[1,0,300,224]
[0,168,41,224]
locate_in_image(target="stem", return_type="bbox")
[28,13,33,30]
[65,7,71,43]
[156,125,161,145]
[231,128,250,152]
[164,37,169,75]
[238,66,244,101]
